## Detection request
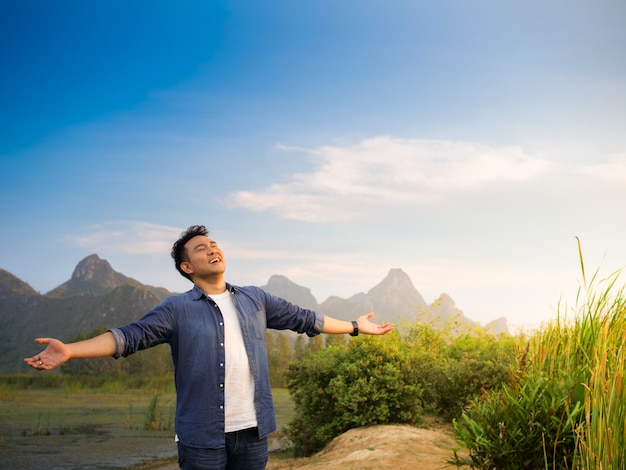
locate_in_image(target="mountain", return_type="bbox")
[315,269,427,323]
[0,256,508,374]
[261,275,318,310]
[0,269,39,299]
[0,255,175,374]
[46,254,171,299]
[263,268,489,333]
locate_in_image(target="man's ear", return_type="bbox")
[180,262,194,276]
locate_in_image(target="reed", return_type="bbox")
[453,236,626,469]
[574,273,626,469]
[527,257,626,468]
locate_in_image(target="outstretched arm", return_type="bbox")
[24,332,117,371]
[322,312,394,336]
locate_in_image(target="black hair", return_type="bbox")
[171,225,209,281]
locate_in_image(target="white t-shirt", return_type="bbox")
[209,290,258,433]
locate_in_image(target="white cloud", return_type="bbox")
[576,152,626,183]
[229,136,551,222]
[63,221,182,255]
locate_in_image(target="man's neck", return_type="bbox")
[193,277,227,296]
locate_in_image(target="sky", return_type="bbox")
[2,1,625,331]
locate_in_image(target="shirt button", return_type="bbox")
[219,405,224,410]
[220,342,224,347]
[220,363,224,367]
[220,383,224,388]
[219,322,223,326]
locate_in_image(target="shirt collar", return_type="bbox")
[191,283,236,300]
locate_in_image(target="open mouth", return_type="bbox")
[210,257,221,264]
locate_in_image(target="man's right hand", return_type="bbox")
[24,338,71,371]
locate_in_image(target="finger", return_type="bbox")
[359,312,375,322]
[33,358,48,370]
[34,337,51,345]
[24,359,40,369]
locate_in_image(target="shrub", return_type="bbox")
[439,330,519,419]
[285,333,423,456]
[403,322,519,419]
[452,372,584,469]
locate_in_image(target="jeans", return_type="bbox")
[177,427,269,470]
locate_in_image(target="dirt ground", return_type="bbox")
[0,420,465,469]
[141,422,467,470]
[266,423,467,470]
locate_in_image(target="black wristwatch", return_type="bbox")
[349,320,359,336]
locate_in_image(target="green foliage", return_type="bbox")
[559,269,626,469]
[452,373,584,469]
[325,333,348,349]
[439,330,518,419]
[452,263,626,469]
[283,322,519,457]
[402,322,519,419]
[268,332,294,387]
[285,334,424,456]
[305,334,324,354]
[293,335,305,360]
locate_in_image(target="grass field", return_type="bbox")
[0,380,294,469]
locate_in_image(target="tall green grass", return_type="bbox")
[528,262,626,468]
[453,243,626,469]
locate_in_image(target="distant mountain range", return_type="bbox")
[0,254,508,374]
[261,270,507,333]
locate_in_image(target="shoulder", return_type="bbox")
[231,284,268,299]
[158,288,199,307]
[230,285,286,310]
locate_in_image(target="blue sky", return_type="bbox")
[2,1,625,330]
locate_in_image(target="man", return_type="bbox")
[25,225,394,470]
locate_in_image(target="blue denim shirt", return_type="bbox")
[109,283,324,448]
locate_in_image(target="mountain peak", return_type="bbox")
[71,254,115,281]
[47,254,138,298]
[367,268,428,311]
[0,268,39,298]
[261,275,318,310]
[379,268,413,285]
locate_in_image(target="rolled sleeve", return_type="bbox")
[311,310,324,336]
[107,328,127,359]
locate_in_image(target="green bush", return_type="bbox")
[285,333,423,456]
[439,330,519,419]
[403,323,519,419]
[452,372,584,469]
[283,322,519,457]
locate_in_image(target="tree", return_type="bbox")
[325,333,348,349]
[268,332,293,387]
[294,335,305,361]
[305,334,323,355]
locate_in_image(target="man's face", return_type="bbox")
[181,235,226,279]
